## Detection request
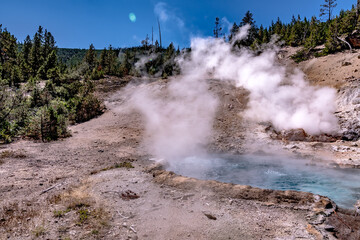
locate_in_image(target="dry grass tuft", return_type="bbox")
[32,225,46,237]
[0,150,26,159]
[48,182,110,238]
[0,201,39,235]
[90,161,134,175]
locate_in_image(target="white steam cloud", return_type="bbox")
[154,2,185,30]
[130,77,218,161]
[129,25,338,162]
[183,26,338,135]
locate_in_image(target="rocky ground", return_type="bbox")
[2,49,360,239]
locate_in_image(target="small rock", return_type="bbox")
[312,143,324,148]
[203,211,217,220]
[324,225,336,232]
[342,131,360,141]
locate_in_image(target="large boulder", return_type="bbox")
[281,128,307,141]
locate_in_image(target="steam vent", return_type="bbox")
[2,1,360,239]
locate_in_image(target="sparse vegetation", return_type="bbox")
[0,150,26,159]
[47,184,110,238]
[90,161,134,175]
[77,209,90,225]
[32,225,46,237]
[53,209,70,218]
[0,201,39,235]
[104,161,134,170]
[0,150,26,165]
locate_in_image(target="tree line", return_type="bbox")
[216,0,360,61]
[0,24,181,143]
[0,26,103,143]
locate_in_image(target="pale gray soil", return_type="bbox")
[1,51,360,239]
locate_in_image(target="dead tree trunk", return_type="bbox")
[337,36,353,52]
[158,18,162,48]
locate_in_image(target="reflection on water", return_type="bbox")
[168,154,360,209]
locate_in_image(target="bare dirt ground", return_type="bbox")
[2,48,360,240]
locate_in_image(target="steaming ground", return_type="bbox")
[126,28,339,169]
[3,47,360,239]
[0,77,321,240]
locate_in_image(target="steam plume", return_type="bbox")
[129,25,338,162]
[130,77,218,161]
[183,26,338,135]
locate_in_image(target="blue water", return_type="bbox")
[168,155,360,209]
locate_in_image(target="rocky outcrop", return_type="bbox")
[336,78,360,141]
[265,126,339,142]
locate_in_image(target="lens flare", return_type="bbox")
[129,13,136,22]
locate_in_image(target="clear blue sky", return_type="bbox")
[0,0,356,49]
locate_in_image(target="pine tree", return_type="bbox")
[99,48,107,70]
[339,9,357,35]
[357,0,360,22]
[154,40,160,51]
[229,23,239,41]
[43,30,56,61]
[257,25,264,44]
[325,18,340,53]
[22,35,32,65]
[0,27,19,86]
[213,17,222,38]
[320,0,337,22]
[289,16,303,46]
[262,28,270,43]
[45,51,58,72]
[239,11,258,46]
[305,16,321,48]
[280,25,287,39]
[30,26,44,76]
[105,45,117,74]
[21,35,32,80]
[141,34,150,49]
[85,43,97,70]
[163,43,176,76]
[119,50,132,76]
[274,17,282,35]
[164,43,175,62]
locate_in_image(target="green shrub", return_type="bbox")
[73,94,103,123]
[25,103,69,141]
[89,68,104,80]
[291,49,310,63]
